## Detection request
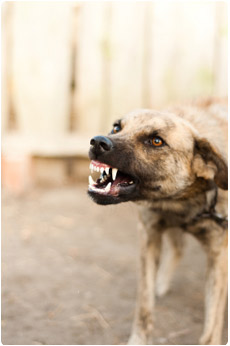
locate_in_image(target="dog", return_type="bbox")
[88,98,228,345]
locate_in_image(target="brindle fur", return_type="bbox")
[89,98,228,345]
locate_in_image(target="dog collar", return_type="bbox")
[188,210,228,228]
[184,187,228,229]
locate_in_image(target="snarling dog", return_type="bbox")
[88,98,228,345]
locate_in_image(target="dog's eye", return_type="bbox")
[111,124,121,134]
[152,136,164,147]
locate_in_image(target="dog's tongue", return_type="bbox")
[107,175,134,196]
[114,174,132,186]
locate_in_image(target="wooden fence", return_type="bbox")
[1,1,228,189]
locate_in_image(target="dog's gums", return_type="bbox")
[88,160,136,203]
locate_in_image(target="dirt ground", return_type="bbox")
[2,184,227,345]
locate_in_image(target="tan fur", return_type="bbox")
[126,100,228,345]
[89,98,228,345]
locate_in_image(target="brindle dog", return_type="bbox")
[88,98,228,345]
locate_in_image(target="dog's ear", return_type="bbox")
[193,138,228,190]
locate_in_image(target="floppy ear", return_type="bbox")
[193,138,228,190]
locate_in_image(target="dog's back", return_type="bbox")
[169,98,228,161]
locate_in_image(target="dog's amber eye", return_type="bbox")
[152,136,164,147]
[111,124,121,134]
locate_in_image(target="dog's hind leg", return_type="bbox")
[128,214,162,345]
[197,230,228,345]
[156,228,184,297]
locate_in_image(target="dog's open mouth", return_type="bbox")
[88,160,137,203]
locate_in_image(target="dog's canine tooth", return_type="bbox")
[104,182,112,192]
[105,167,110,175]
[112,168,118,181]
[100,167,104,174]
[89,175,95,186]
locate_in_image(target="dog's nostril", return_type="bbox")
[100,141,111,151]
[90,136,113,152]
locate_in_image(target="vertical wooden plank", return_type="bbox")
[149,2,218,107]
[213,2,228,96]
[11,2,73,137]
[69,3,81,132]
[100,3,113,133]
[1,2,15,133]
[141,2,154,109]
[74,2,109,136]
[109,2,146,126]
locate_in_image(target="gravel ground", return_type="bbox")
[1,184,227,345]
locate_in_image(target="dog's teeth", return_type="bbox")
[96,167,100,172]
[100,174,105,182]
[104,182,111,192]
[93,166,97,172]
[88,175,95,186]
[89,185,98,192]
[112,168,118,181]
[129,181,134,184]
[105,167,110,175]
[100,167,104,173]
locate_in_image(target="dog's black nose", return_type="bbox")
[90,136,113,154]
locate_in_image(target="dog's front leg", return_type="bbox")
[156,228,184,297]
[197,230,228,345]
[128,218,162,345]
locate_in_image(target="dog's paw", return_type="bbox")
[127,333,147,345]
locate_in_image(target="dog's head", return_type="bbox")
[88,109,227,205]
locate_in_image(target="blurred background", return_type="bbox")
[1,2,228,345]
[1,1,228,191]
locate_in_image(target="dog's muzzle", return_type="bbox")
[88,135,138,204]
